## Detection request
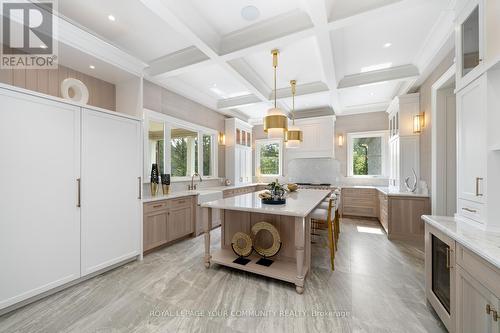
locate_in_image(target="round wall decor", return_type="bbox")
[231,232,253,257]
[251,222,282,258]
[61,78,89,105]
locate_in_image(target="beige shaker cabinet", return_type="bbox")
[167,206,193,242]
[143,196,195,253]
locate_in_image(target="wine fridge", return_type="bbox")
[425,224,455,332]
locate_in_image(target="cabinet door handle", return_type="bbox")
[153,204,162,208]
[445,247,452,269]
[493,310,498,322]
[476,177,484,197]
[487,304,492,314]
[76,178,81,208]
[462,207,477,213]
[177,200,186,204]
[138,177,142,199]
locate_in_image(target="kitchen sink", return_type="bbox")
[196,190,223,204]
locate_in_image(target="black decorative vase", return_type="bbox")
[161,174,170,195]
[150,164,159,196]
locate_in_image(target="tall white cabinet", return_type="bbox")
[0,89,82,310]
[454,0,500,231]
[225,118,253,185]
[0,87,142,312]
[81,110,142,275]
[386,93,421,192]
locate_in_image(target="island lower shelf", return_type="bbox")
[211,248,308,284]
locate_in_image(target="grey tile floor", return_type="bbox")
[0,218,446,333]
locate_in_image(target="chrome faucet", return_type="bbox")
[188,172,202,190]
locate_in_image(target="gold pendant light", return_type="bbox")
[263,49,287,139]
[286,80,303,148]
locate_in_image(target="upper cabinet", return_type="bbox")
[457,1,484,86]
[225,118,253,185]
[455,0,500,91]
[386,94,420,192]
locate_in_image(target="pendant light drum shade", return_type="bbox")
[264,49,288,139]
[264,108,287,139]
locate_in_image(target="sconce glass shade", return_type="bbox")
[264,107,287,139]
[413,114,423,133]
[218,132,225,145]
[338,134,344,147]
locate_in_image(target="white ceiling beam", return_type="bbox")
[219,10,313,55]
[217,95,262,110]
[273,81,329,99]
[146,47,210,76]
[299,0,342,114]
[340,102,392,115]
[337,64,420,89]
[217,82,329,110]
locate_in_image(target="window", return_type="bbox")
[255,139,283,177]
[347,131,388,177]
[144,110,218,182]
[148,120,165,174]
[170,128,198,177]
[202,134,213,176]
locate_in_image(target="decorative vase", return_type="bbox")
[150,164,159,196]
[161,174,170,195]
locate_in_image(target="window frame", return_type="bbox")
[144,109,218,182]
[346,130,389,178]
[255,139,283,178]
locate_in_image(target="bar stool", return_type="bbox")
[310,198,335,271]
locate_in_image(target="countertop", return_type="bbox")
[422,215,500,269]
[142,183,267,203]
[341,185,430,198]
[200,189,331,218]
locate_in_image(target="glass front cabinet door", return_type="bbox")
[457,1,484,86]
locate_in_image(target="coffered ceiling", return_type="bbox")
[56,0,456,122]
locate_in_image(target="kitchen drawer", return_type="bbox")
[456,243,500,298]
[144,200,168,214]
[342,188,377,197]
[343,206,377,217]
[168,196,192,209]
[343,196,377,208]
[458,199,485,224]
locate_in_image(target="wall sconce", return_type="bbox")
[218,132,225,145]
[338,134,344,147]
[413,112,425,134]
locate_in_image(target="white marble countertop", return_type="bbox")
[201,189,331,218]
[142,183,267,203]
[422,215,500,269]
[341,185,430,198]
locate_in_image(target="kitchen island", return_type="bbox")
[201,189,330,294]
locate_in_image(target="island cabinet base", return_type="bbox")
[204,208,311,294]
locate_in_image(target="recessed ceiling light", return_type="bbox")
[89,65,95,69]
[108,14,116,21]
[241,6,260,21]
[370,92,374,96]
[383,42,392,48]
